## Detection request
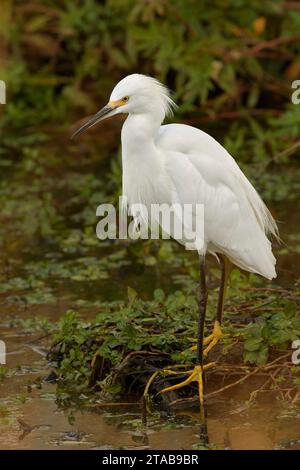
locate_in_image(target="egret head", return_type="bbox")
[71,74,177,138]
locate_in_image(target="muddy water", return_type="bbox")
[0,152,299,450]
[1,325,300,450]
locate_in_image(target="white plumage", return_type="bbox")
[115,74,278,280]
[74,73,278,279]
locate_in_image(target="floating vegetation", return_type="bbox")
[42,279,300,409]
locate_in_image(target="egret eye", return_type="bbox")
[122,96,129,103]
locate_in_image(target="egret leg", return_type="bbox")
[202,255,231,356]
[160,256,215,410]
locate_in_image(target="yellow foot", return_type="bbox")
[160,363,216,406]
[190,320,227,357]
[203,320,226,356]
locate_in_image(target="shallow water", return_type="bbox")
[1,331,300,450]
[0,140,299,450]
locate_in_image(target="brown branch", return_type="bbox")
[292,390,300,403]
[250,36,300,55]
[284,2,300,10]
[169,354,291,408]
[274,140,300,160]
[206,354,290,398]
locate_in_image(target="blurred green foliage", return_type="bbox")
[1,0,300,164]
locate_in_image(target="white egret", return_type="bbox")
[72,74,278,410]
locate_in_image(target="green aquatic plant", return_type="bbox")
[45,279,300,404]
[243,300,300,364]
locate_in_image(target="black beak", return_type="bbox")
[71,104,116,139]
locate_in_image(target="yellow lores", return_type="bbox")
[109,96,129,108]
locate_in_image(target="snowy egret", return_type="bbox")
[72,74,278,410]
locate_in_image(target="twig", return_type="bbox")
[169,353,290,407]
[206,353,290,398]
[292,390,300,404]
[273,140,300,160]
[84,402,140,408]
[283,2,300,10]
[250,36,300,55]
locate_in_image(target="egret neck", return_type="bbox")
[121,112,166,210]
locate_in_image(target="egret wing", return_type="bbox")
[157,125,277,279]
